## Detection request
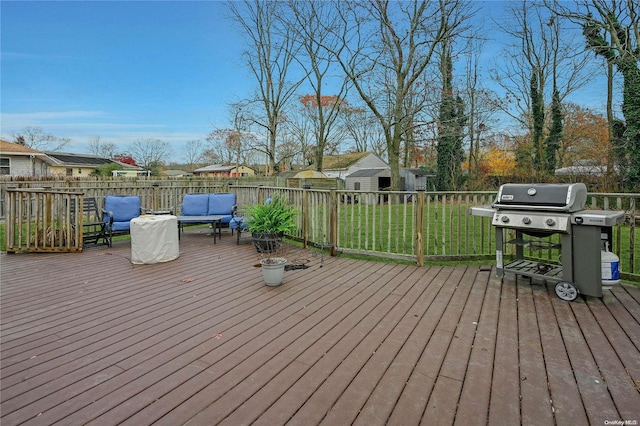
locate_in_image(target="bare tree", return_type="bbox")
[183,140,204,170]
[490,1,596,173]
[461,38,500,182]
[285,107,317,167]
[127,138,171,170]
[11,126,70,152]
[286,0,351,172]
[204,131,238,165]
[88,136,117,159]
[205,102,257,171]
[340,106,386,155]
[227,0,306,174]
[321,0,474,190]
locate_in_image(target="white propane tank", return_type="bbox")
[601,242,621,287]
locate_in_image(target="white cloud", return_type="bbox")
[1,110,109,127]
[0,110,212,162]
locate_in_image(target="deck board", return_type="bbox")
[1,233,639,425]
[533,283,588,426]
[454,271,500,426]
[488,275,521,425]
[518,281,554,426]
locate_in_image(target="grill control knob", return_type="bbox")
[522,217,531,225]
[545,218,556,227]
[501,215,510,223]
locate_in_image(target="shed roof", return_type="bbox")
[347,168,391,177]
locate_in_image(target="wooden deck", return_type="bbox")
[1,227,639,426]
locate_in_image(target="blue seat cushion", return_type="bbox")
[181,194,210,216]
[229,216,248,230]
[111,221,132,232]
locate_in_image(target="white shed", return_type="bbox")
[345,169,392,205]
[345,168,392,191]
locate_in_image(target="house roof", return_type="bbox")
[0,140,47,156]
[163,169,193,177]
[315,152,371,170]
[194,164,252,173]
[194,164,235,172]
[44,152,116,167]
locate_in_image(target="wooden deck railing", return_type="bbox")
[3,184,637,281]
[4,189,84,253]
[231,186,638,280]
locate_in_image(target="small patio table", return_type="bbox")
[176,215,223,244]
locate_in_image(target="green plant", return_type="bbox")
[246,195,298,235]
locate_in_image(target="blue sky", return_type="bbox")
[1,1,249,159]
[1,1,613,163]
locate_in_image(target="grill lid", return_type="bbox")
[492,183,587,212]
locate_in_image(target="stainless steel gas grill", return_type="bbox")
[471,183,625,301]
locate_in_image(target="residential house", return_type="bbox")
[0,140,51,177]
[309,152,390,180]
[44,152,128,177]
[193,164,255,178]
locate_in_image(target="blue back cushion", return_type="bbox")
[208,193,236,215]
[104,196,141,223]
[181,194,209,216]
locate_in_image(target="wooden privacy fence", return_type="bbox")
[0,178,277,218]
[1,180,228,217]
[3,184,638,281]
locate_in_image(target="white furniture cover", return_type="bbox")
[130,215,179,264]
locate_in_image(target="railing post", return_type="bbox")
[630,196,636,274]
[329,189,338,256]
[415,191,425,266]
[302,187,309,249]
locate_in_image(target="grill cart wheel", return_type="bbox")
[555,281,579,301]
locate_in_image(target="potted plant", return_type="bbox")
[245,195,298,286]
[246,195,297,253]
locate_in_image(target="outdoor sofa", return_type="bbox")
[177,193,238,238]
